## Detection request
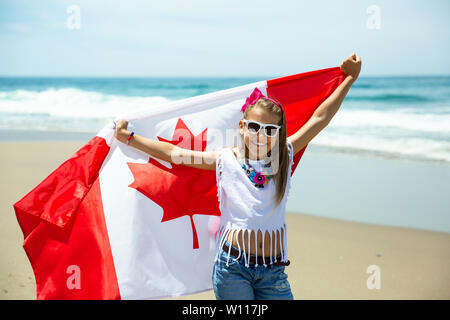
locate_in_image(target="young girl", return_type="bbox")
[114,53,361,300]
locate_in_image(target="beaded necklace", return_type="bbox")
[241,157,274,188]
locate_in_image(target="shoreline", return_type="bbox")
[0,129,97,142]
[2,128,450,167]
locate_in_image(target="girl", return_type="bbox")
[114,53,361,300]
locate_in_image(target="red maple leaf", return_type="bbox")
[127,118,221,249]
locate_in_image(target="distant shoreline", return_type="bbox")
[0,128,96,142]
[1,128,449,167]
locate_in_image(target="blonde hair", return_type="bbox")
[236,98,289,208]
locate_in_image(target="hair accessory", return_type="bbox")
[126,131,135,145]
[241,87,282,113]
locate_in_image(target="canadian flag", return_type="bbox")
[13,67,346,299]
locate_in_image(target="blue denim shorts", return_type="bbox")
[212,240,294,300]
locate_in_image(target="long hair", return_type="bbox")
[236,98,289,208]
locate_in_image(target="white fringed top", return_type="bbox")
[215,140,294,267]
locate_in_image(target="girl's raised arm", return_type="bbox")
[287,53,362,156]
[114,120,219,171]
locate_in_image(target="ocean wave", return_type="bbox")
[1,88,449,164]
[347,93,433,103]
[311,132,450,163]
[329,109,450,134]
[146,83,211,90]
[0,88,171,118]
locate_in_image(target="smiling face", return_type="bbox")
[238,106,281,160]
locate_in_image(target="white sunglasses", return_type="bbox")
[242,119,281,137]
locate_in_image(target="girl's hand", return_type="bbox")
[340,53,362,82]
[114,119,130,143]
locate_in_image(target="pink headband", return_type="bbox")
[241,87,282,113]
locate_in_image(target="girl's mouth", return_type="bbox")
[251,141,267,147]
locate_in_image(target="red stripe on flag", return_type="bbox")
[266,66,346,174]
[13,136,120,299]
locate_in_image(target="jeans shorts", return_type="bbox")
[212,240,294,300]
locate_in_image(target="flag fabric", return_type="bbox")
[13,66,346,299]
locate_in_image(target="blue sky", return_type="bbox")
[0,0,449,77]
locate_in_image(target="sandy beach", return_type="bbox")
[1,141,449,300]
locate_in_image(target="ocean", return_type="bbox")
[1,75,449,233]
[1,75,449,164]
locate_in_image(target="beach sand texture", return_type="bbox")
[1,141,449,299]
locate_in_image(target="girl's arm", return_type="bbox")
[287,53,362,155]
[114,122,219,171]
